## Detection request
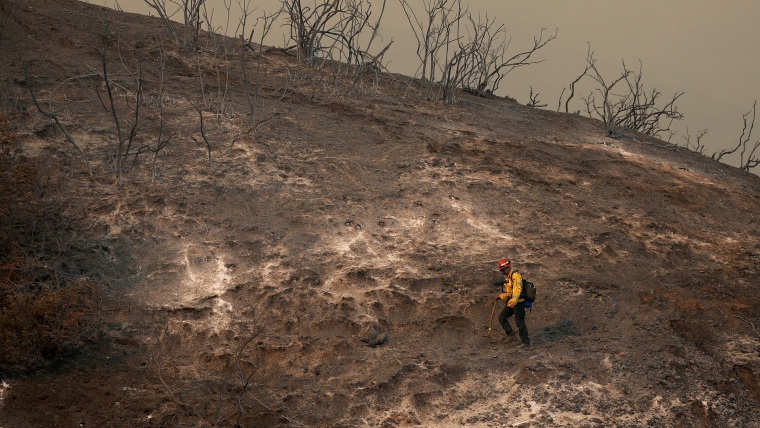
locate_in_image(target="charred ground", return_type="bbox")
[0,1,759,427]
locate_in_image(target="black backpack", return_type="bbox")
[508,271,536,308]
[520,278,536,307]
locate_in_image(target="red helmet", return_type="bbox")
[497,258,511,271]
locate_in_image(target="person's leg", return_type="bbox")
[515,303,529,345]
[498,305,515,336]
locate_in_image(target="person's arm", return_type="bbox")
[495,273,508,301]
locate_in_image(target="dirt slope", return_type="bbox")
[1,1,759,427]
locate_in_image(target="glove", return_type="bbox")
[494,295,501,301]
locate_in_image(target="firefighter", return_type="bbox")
[494,258,530,346]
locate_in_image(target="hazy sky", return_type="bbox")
[89,0,760,163]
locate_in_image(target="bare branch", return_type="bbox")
[480,27,557,95]
[739,101,758,170]
[145,0,206,50]
[283,0,343,62]
[681,127,708,154]
[559,44,594,113]
[150,36,173,179]
[151,321,194,415]
[187,97,214,170]
[24,63,93,176]
[400,1,554,103]
[527,86,546,108]
[144,0,180,47]
[95,36,128,185]
[716,101,756,166]
[573,50,684,137]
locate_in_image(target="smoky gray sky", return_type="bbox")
[91,0,760,162]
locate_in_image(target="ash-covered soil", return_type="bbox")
[0,1,758,427]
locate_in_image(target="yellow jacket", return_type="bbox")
[499,270,524,306]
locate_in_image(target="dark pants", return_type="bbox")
[499,302,529,344]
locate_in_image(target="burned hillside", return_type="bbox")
[0,1,759,427]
